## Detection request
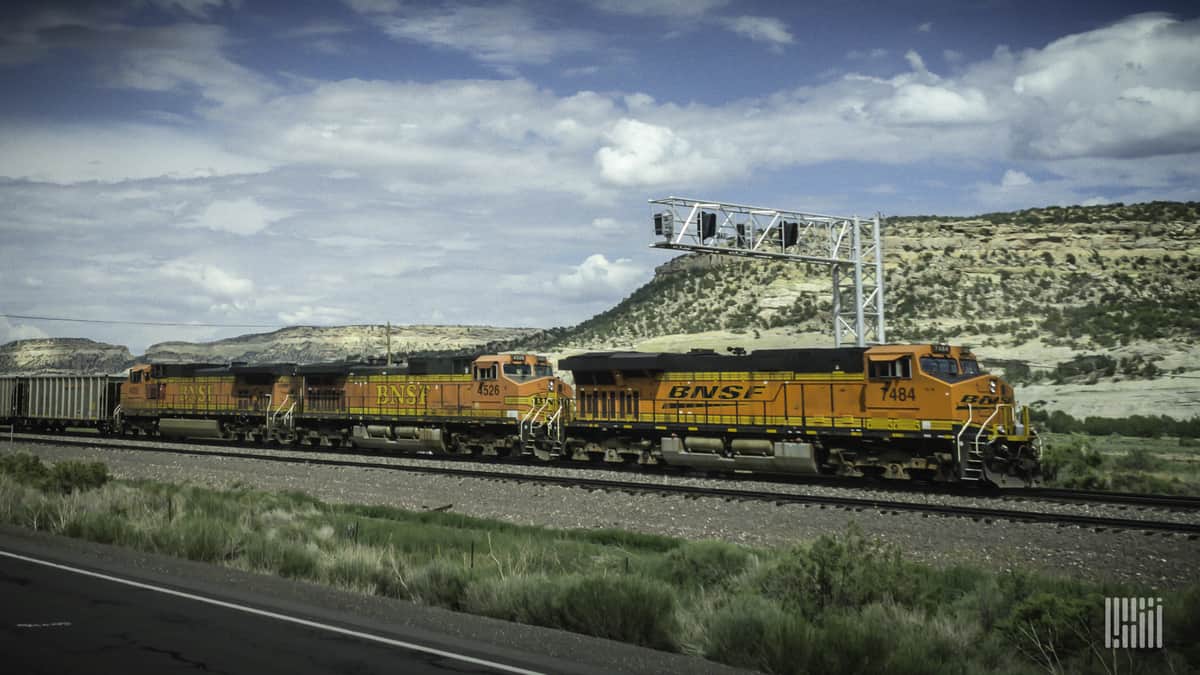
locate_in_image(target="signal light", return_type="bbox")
[654,212,673,236]
[699,211,717,240]
[782,221,799,247]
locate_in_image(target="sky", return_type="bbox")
[1,0,1198,353]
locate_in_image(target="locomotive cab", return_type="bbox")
[470,353,571,459]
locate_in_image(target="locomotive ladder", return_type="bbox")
[955,403,986,482]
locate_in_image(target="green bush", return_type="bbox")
[243,536,319,578]
[650,540,754,591]
[467,573,677,650]
[160,516,238,562]
[0,453,108,494]
[703,595,813,674]
[408,559,475,610]
[999,592,1097,665]
[48,461,109,494]
[64,511,134,545]
[751,530,909,617]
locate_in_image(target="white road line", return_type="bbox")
[0,549,545,675]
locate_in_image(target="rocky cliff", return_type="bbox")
[0,338,133,375]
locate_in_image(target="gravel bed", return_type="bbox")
[8,440,1200,592]
[13,433,1200,526]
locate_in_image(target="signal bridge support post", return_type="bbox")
[648,196,886,347]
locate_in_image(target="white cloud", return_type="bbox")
[342,0,400,13]
[159,260,254,303]
[847,48,888,60]
[721,16,794,51]
[545,254,645,300]
[0,317,49,344]
[589,0,729,17]
[1009,12,1200,159]
[880,84,992,124]
[917,22,933,33]
[1000,170,1034,188]
[594,118,726,187]
[0,124,271,183]
[146,0,229,18]
[904,49,928,74]
[188,197,288,236]
[277,306,356,325]
[102,24,278,108]
[350,3,597,67]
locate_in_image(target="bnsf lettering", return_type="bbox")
[957,394,1014,408]
[181,384,212,404]
[375,384,430,406]
[667,384,767,399]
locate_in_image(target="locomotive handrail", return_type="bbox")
[974,405,1004,447]
[547,399,565,441]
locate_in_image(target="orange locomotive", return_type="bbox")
[118,354,571,457]
[108,343,1037,485]
[559,343,1040,485]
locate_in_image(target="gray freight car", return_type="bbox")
[7,375,123,431]
[0,377,16,421]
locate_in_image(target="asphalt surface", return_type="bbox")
[0,527,751,675]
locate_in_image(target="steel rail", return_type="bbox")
[9,433,1200,536]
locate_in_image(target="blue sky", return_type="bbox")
[1,0,1198,352]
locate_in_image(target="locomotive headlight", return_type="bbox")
[989,380,997,394]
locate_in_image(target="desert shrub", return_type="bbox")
[649,539,754,591]
[0,452,50,485]
[243,535,319,578]
[467,573,677,650]
[64,510,134,545]
[999,592,1098,667]
[407,559,475,610]
[1112,446,1163,472]
[808,603,970,675]
[158,516,238,562]
[0,454,108,494]
[702,595,813,674]
[47,461,109,494]
[750,529,912,617]
[1040,438,1106,488]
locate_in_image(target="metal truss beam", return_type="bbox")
[649,196,886,347]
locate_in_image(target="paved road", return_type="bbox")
[0,527,750,675]
[0,551,540,674]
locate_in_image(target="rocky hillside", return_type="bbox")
[0,325,539,374]
[0,338,133,375]
[517,201,1200,419]
[145,325,540,364]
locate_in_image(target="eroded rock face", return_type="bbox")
[0,325,541,375]
[0,338,133,375]
[143,325,539,364]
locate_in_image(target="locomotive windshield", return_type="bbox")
[921,356,985,382]
[920,356,960,382]
[503,363,532,381]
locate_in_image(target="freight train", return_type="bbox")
[0,343,1041,485]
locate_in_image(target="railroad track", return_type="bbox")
[9,428,1200,512]
[9,432,1200,536]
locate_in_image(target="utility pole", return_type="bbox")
[649,196,886,347]
[386,321,392,367]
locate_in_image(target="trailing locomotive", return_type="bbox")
[0,343,1040,485]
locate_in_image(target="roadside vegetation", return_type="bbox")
[1039,433,1200,496]
[2,452,1198,674]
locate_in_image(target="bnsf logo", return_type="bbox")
[667,384,767,400]
[957,394,1014,409]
